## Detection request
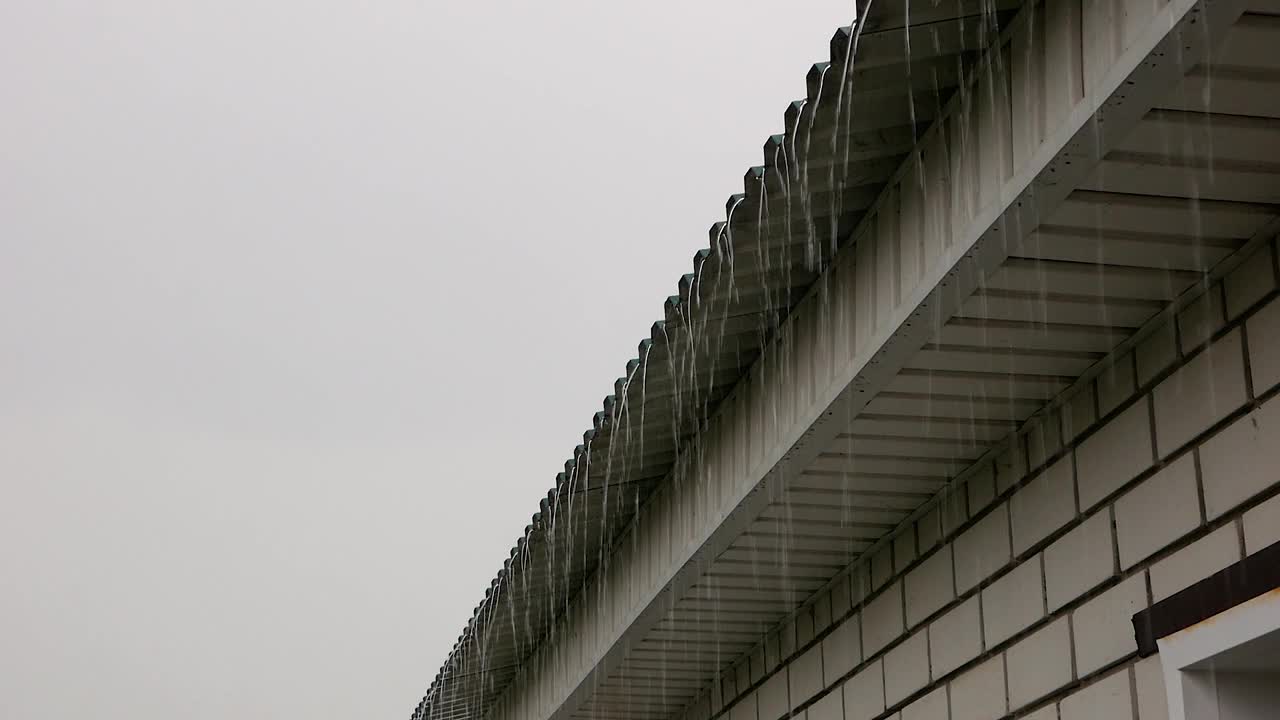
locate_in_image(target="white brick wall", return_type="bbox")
[791,645,825,709]
[1098,354,1137,417]
[1059,667,1133,720]
[1114,454,1200,569]
[894,533,918,576]
[900,686,947,720]
[684,274,1280,720]
[1243,493,1280,554]
[1137,321,1177,386]
[773,620,797,662]
[798,609,816,650]
[928,596,981,678]
[883,631,929,707]
[905,546,955,627]
[1021,707,1057,720]
[1148,523,1241,602]
[758,669,788,720]
[1007,618,1073,711]
[1225,243,1275,320]
[808,689,843,720]
[954,504,1011,594]
[1199,396,1280,520]
[1071,573,1146,676]
[981,558,1046,647]
[842,661,884,720]
[949,655,1006,720]
[871,547,894,591]
[1247,293,1280,393]
[1177,289,1224,352]
[1010,455,1076,555]
[1027,413,1063,471]
[994,445,1027,496]
[862,582,904,657]
[1076,401,1153,510]
[822,615,861,686]
[750,648,766,685]
[1062,384,1096,444]
[965,467,995,518]
[1044,510,1115,612]
[917,508,942,555]
[1153,329,1248,457]
[729,693,756,720]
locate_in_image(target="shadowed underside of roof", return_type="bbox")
[411,2,1022,718]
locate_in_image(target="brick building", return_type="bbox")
[412,0,1280,718]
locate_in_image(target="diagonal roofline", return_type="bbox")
[410,2,1022,717]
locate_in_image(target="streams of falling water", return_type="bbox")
[424,0,856,716]
[410,0,1243,715]
[423,1,892,716]
[803,63,832,271]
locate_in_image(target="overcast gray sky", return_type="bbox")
[1,2,849,718]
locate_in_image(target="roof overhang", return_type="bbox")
[412,0,1280,718]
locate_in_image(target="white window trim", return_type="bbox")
[1156,588,1280,720]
